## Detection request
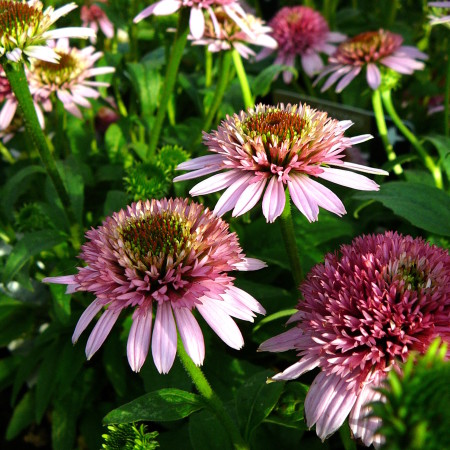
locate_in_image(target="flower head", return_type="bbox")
[260,231,450,447]
[315,29,428,92]
[257,6,346,83]
[44,198,266,374]
[81,1,114,43]
[134,0,250,40]
[174,103,387,223]
[189,6,277,59]
[428,1,450,26]
[27,38,115,118]
[0,0,95,63]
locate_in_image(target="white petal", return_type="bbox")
[317,167,380,191]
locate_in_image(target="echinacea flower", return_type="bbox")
[27,38,115,118]
[260,231,450,447]
[0,0,95,63]
[134,0,250,40]
[44,198,266,373]
[315,29,428,93]
[174,103,388,223]
[256,6,346,83]
[428,1,450,26]
[189,6,277,59]
[81,1,114,43]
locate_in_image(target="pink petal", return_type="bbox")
[226,285,266,315]
[271,355,320,381]
[301,52,324,77]
[176,154,225,171]
[262,176,286,223]
[173,307,205,366]
[189,170,242,196]
[133,0,180,23]
[213,173,252,217]
[381,56,424,74]
[348,133,373,145]
[127,306,152,372]
[335,66,361,92]
[288,175,320,222]
[320,66,352,92]
[332,161,389,175]
[152,301,177,374]
[0,98,18,130]
[85,308,121,359]
[232,257,267,271]
[232,178,267,217]
[72,300,103,343]
[258,327,303,352]
[317,167,380,191]
[366,63,381,90]
[189,7,205,40]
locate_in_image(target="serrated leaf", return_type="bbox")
[6,391,35,440]
[236,370,284,441]
[103,389,205,424]
[354,181,450,236]
[3,230,67,284]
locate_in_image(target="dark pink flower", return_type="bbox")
[257,6,346,83]
[44,198,266,373]
[316,29,427,92]
[260,231,450,447]
[81,2,114,43]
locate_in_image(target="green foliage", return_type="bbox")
[102,423,159,450]
[372,340,450,450]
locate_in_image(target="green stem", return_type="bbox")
[371,89,403,175]
[231,49,253,110]
[147,9,189,159]
[205,48,213,89]
[3,62,81,248]
[176,337,249,450]
[278,191,303,288]
[445,56,449,137]
[386,0,400,28]
[201,51,233,136]
[381,89,443,189]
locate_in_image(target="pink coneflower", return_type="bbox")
[189,6,277,59]
[0,1,95,63]
[174,103,387,223]
[43,198,266,373]
[134,0,250,40]
[260,231,450,447]
[256,6,346,83]
[27,38,115,118]
[81,1,114,43]
[315,29,428,93]
[428,1,450,25]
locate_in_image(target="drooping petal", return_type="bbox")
[335,66,361,92]
[232,178,267,217]
[301,52,324,77]
[213,173,253,217]
[0,99,18,130]
[85,308,121,359]
[152,301,177,374]
[366,63,381,90]
[271,355,320,381]
[288,175,320,222]
[262,176,286,223]
[189,7,205,40]
[258,327,303,352]
[189,170,242,196]
[317,167,380,191]
[127,306,152,372]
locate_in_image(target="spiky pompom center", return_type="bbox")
[32,51,84,86]
[0,1,43,42]
[335,30,403,65]
[120,212,191,262]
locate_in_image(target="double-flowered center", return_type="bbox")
[0,1,42,39]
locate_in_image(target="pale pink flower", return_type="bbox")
[256,6,346,83]
[0,1,95,64]
[134,0,251,41]
[174,103,388,223]
[428,1,450,25]
[260,231,450,447]
[27,38,115,119]
[315,29,428,93]
[189,6,277,59]
[43,198,266,373]
[81,2,114,43]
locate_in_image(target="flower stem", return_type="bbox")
[231,49,253,110]
[201,51,233,136]
[3,62,81,248]
[445,56,449,137]
[176,337,249,450]
[381,89,443,189]
[146,8,190,159]
[371,89,403,175]
[205,48,213,89]
[278,191,303,288]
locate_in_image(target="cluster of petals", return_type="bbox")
[43,198,266,374]
[315,29,428,93]
[0,0,95,63]
[260,231,450,447]
[256,6,346,83]
[134,0,251,41]
[81,1,114,44]
[175,103,388,223]
[428,1,450,25]
[189,6,277,59]
[27,38,115,118]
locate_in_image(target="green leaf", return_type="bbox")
[105,123,127,162]
[3,229,67,283]
[253,65,298,98]
[103,331,128,398]
[423,134,450,179]
[6,391,35,440]
[0,296,34,345]
[103,389,205,424]
[189,409,232,450]
[103,190,128,217]
[236,370,284,441]
[0,356,19,391]
[354,181,450,236]
[52,391,81,450]
[66,115,95,159]
[49,283,71,325]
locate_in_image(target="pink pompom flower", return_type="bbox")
[43,198,266,374]
[81,1,114,43]
[27,38,115,119]
[174,103,388,223]
[260,231,450,447]
[134,0,250,40]
[256,6,346,83]
[315,29,428,93]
